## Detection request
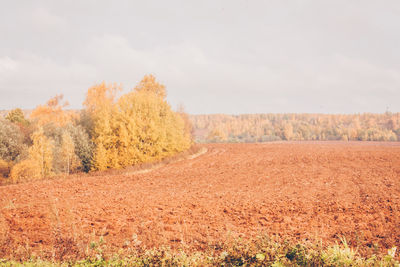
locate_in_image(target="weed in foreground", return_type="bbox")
[0,235,399,266]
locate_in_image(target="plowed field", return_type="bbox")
[1,142,400,260]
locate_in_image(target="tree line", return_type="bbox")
[0,75,192,183]
[190,113,400,143]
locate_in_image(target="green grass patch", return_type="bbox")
[1,236,398,266]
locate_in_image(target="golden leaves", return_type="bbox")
[86,75,191,171]
[30,94,77,127]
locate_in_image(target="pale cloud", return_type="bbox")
[31,7,67,32]
[0,57,18,74]
[0,0,399,113]
[0,53,96,109]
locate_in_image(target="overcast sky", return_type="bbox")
[0,1,399,114]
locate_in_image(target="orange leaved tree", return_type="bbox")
[30,94,77,127]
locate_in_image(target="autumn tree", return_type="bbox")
[29,127,54,177]
[0,119,27,162]
[60,131,80,174]
[66,124,94,172]
[6,108,34,146]
[83,82,121,170]
[40,122,93,173]
[114,76,190,166]
[30,94,77,127]
[84,76,191,171]
[134,74,166,99]
[6,108,29,126]
[283,122,294,141]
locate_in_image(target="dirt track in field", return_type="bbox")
[1,142,400,260]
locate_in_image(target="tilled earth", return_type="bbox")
[1,142,400,260]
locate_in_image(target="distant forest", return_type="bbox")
[190,113,400,143]
[2,111,400,145]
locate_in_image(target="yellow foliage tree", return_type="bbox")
[30,94,77,127]
[283,122,294,141]
[84,76,192,171]
[61,131,80,174]
[83,82,121,171]
[117,91,180,165]
[134,74,166,99]
[29,127,54,177]
[115,78,191,167]
[30,95,77,126]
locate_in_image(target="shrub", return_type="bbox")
[10,159,41,183]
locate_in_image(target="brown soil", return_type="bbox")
[1,142,400,260]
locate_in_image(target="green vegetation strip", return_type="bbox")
[1,236,398,266]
